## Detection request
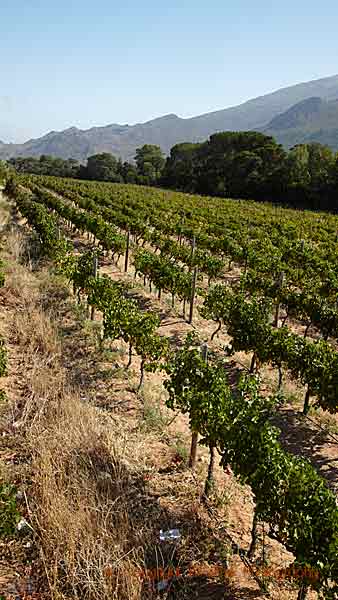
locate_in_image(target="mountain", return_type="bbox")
[263,96,338,149]
[1,74,338,161]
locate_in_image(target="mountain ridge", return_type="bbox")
[1,74,338,161]
[264,96,338,149]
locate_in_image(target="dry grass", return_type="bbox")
[5,229,27,264]
[30,401,147,600]
[1,229,155,600]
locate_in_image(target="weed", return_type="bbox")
[111,366,129,380]
[280,390,300,406]
[315,411,338,437]
[140,397,167,433]
[0,339,7,376]
[0,483,20,537]
[71,300,89,323]
[38,271,70,311]
[213,488,232,511]
[82,319,103,347]
[170,435,189,465]
[102,344,126,362]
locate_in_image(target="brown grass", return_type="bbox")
[30,402,146,600]
[1,228,153,600]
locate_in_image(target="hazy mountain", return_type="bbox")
[1,74,338,161]
[263,96,338,149]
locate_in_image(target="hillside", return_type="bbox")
[3,175,338,598]
[1,74,338,161]
[264,96,338,149]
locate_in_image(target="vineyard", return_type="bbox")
[2,173,338,599]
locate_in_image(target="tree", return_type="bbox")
[8,155,81,178]
[287,144,311,188]
[193,131,287,199]
[0,160,12,184]
[135,145,165,185]
[121,161,139,184]
[162,143,200,191]
[85,153,123,182]
[307,143,334,188]
[286,143,335,209]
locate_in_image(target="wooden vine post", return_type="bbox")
[297,584,309,600]
[189,236,196,272]
[248,511,259,559]
[90,254,99,321]
[202,340,216,497]
[273,271,285,327]
[189,342,208,469]
[188,266,198,324]
[124,230,130,273]
[303,385,311,415]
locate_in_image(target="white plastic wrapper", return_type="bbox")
[159,528,181,542]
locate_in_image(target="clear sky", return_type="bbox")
[1,0,338,142]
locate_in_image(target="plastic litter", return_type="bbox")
[16,518,33,533]
[159,529,181,542]
[157,579,169,591]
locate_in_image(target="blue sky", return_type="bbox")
[1,0,338,142]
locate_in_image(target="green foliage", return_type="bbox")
[135,144,165,185]
[164,333,229,447]
[102,294,168,384]
[201,285,338,413]
[53,242,167,385]
[163,131,287,199]
[199,284,235,338]
[9,155,80,178]
[0,483,20,537]
[133,247,193,302]
[86,153,123,183]
[87,275,126,312]
[165,342,338,596]
[4,174,18,197]
[135,144,165,171]
[72,250,101,292]
[0,339,7,377]
[0,258,4,288]
[162,142,201,191]
[14,188,70,260]
[0,160,11,184]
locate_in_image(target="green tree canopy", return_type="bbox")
[194,131,287,197]
[162,142,201,191]
[86,153,123,182]
[8,155,80,178]
[135,144,165,185]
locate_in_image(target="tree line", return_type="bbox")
[7,144,165,186]
[6,131,338,211]
[163,132,338,211]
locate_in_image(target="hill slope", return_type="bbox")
[264,96,338,149]
[1,74,338,161]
